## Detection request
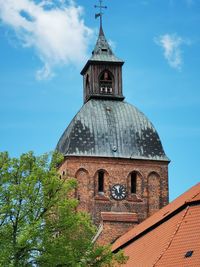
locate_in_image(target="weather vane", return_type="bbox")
[95,0,107,28]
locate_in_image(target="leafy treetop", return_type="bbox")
[0,151,127,267]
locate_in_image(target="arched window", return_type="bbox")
[131,172,137,194]
[98,170,104,193]
[99,70,113,94]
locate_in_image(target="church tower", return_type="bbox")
[56,2,169,244]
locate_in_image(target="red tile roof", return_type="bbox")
[112,183,200,267]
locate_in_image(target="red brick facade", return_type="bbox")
[59,156,169,244]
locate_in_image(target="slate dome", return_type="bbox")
[56,99,168,161]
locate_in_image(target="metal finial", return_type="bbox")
[94,0,107,28]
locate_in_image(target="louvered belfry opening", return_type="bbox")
[99,70,113,94]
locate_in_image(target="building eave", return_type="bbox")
[81,59,124,75]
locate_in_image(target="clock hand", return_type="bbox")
[116,185,120,193]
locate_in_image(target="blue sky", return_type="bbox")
[0,0,199,201]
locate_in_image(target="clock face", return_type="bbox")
[111,184,126,200]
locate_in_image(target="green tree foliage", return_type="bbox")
[0,151,127,267]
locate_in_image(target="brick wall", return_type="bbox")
[59,156,169,244]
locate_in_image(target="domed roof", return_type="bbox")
[56,99,168,161]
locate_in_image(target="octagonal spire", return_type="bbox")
[90,26,124,63]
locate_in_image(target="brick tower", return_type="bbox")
[56,3,169,244]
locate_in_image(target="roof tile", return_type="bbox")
[112,183,200,267]
[112,183,200,252]
[155,205,200,266]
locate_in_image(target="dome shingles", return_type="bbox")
[56,99,169,161]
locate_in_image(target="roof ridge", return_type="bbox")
[152,206,190,267]
[189,190,200,202]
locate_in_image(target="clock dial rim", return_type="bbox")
[111,184,126,200]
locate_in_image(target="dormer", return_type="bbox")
[81,26,124,103]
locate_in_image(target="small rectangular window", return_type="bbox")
[98,171,104,193]
[131,173,137,194]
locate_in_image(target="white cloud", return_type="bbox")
[0,0,93,79]
[155,34,186,70]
